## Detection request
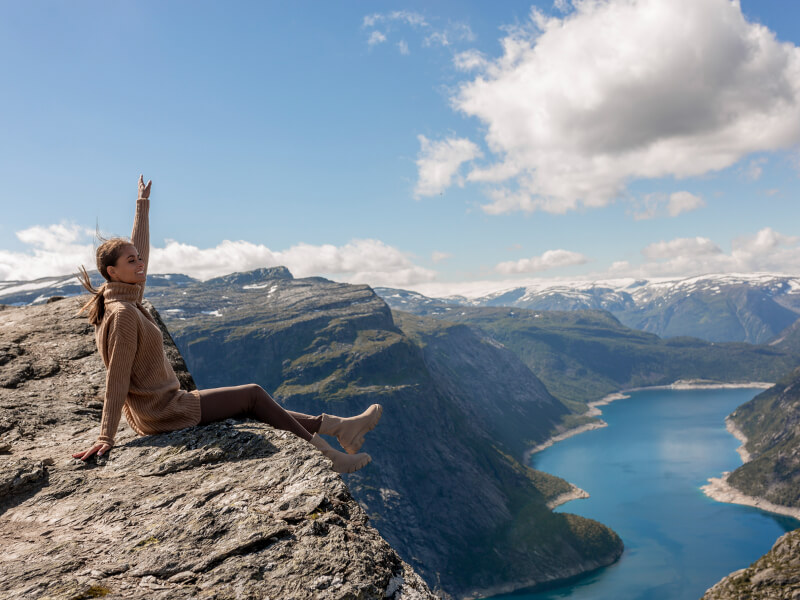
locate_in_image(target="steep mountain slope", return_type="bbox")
[407,306,798,410]
[147,268,624,598]
[377,273,800,344]
[727,367,800,509]
[702,529,800,599]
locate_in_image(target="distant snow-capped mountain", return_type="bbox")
[377,273,800,345]
[3,270,799,345]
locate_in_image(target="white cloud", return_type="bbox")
[368,31,387,46]
[643,237,722,260]
[667,191,705,217]
[553,0,571,13]
[633,191,705,220]
[0,223,95,280]
[447,0,800,215]
[453,49,489,72]
[363,11,474,55]
[1,225,437,288]
[431,251,452,263]
[159,238,437,287]
[495,249,588,274]
[364,11,428,30]
[626,227,800,277]
[745,157,768,181]
[414,135,483,197]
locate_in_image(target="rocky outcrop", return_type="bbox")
[0,298,435,599]
[702,529,800,599]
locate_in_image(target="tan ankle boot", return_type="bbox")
[309,433,371,474]
[319,404,383,454]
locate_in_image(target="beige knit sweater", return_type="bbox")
[94,198,201,446]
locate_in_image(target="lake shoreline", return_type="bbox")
[701,413,800,521]
[526,380,773,463]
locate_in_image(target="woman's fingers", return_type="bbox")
[138,175,152,199]
[71,444,104,461]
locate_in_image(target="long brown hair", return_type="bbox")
[77,237,133,326]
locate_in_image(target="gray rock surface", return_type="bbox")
[0,297,436,600]
[703,529,800,599]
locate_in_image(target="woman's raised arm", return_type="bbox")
[131,175,151,303]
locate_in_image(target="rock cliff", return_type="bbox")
[144,268,624,598]
[0,297,435,599]
[703,529,800,599]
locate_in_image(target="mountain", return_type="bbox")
[376,273,800,344]
[0,297,435,600]
[404,305,798,411]
[702,529,800,599]
[725,367,800,509]
[141,268,623,598]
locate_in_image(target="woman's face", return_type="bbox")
[107,244,146,284]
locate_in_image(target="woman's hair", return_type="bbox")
[77,237,133,326]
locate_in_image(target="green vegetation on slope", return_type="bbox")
[728,366,800,508]
[426,307,799,410]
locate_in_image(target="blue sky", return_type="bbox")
[1,0,799,296]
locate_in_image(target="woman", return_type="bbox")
[72,176,381,474]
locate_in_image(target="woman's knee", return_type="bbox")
[244,383,269,408]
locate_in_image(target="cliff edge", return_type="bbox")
[0,298,436,599]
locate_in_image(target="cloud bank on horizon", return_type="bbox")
[3,222,800,294]
[415,0,800,215]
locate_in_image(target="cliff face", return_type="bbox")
[728,367,800,509]
[703,529,800,599]
[0,298,435,599]
[145,269,623,598]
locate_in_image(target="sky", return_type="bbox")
[1,0,799,297]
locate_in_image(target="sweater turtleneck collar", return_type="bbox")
[103,281,143,303]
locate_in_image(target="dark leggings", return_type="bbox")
[198,384,321,442]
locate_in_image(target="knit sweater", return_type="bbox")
[94,198,201,446]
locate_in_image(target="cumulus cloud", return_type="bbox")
[642,237,722,259]
[0,223,95,280]
[446,0,800,215]
[495,249,588,274]
[453,49,489,72]
[633,191,705,220]
[625,227,800,277]
[363,11,474,55]
[368,31,387,46]
[431,251,452,263]
[745,157,768,181]
[414,135,483,197]
[1,224,437,288]
[667,191,705,217]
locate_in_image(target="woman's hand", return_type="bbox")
[72,443,111,461]
[138,174,152,200]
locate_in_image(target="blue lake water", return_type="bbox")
[486,388,799,600]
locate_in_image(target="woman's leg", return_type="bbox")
[198,384,321,441]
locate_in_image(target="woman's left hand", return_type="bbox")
[138,174,152,200]
[72,443,111,461]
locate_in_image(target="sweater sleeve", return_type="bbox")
[97,308,139,447]
[131,197,150,303]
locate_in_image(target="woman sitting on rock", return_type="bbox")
[72,176,380,473]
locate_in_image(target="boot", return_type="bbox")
[309,433,371,474]
[319,404,383,454]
